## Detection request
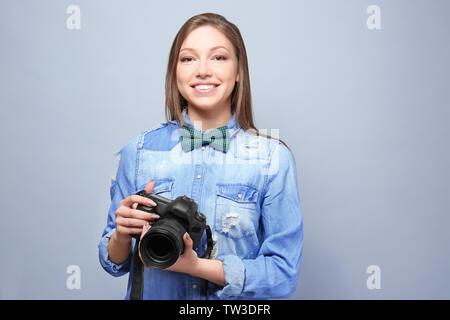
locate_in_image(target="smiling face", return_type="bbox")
[176,25,239,117]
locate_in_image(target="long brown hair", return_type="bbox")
[164,12,290,151]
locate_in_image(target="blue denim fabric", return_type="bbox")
[98,109,303,299]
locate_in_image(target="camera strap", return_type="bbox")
[130,237,143,300]
[129,226,214,300]
[201,225,214,259]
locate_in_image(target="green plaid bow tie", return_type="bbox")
[180,125,230,153]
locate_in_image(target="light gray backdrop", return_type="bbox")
[1,0,449,299]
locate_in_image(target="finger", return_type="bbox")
[140,222,151,241]
[183,233,193,250]
[130,201,156,210]
[121,195,157,208]
[118,207,159,220]
[129,208,160,221]
[116,217,149,228]
[144,179,155,194]
[116,225,144,236]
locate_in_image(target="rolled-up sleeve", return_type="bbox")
[212,141,304,299]
[98,135,140,277]
[213,255,246,298]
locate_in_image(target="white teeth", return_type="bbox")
[195,84,216,90]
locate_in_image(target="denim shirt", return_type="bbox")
[98,109,303,300]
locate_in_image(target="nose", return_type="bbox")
[195,58,212,78]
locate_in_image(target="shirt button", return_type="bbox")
[201,146,205,151]
[197,174,202,179]
[192,284,197,289]
[238,194,242,199]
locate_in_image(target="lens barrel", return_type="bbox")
[139,219,186,269]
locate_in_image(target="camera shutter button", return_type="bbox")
[192,284,197,289]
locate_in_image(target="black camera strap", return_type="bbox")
[130,237,143,300]
[129,226,214,300]
[202,225,214,260]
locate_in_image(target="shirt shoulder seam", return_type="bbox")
[137,122,170,150]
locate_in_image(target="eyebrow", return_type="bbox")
[179,45,230,54]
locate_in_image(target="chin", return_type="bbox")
[188,100,223,111]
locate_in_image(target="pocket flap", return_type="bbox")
[217,184,258,203]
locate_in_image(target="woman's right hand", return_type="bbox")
[114,179,160,242]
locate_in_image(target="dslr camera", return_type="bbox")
[134,190,212,269]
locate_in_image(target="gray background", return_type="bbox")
[1,0,449,299]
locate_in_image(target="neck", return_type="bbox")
[186,105,232,131]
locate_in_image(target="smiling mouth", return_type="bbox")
[191,84,220,93]
[191,84,219,90]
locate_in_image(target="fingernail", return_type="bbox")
[153,214,160,219]
[147,199,157,206]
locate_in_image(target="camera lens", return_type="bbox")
[139,219,186,269]
[148,234,174,258]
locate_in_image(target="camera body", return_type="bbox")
[134,190,207,269]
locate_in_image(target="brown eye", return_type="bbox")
[214,55,227,61]
[180,57,193,62]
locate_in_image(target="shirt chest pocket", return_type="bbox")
[138,178,174,200]
[214,184,259,239]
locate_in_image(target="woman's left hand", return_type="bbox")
[165,233,199,274]
[139,224,199,273]
[139,225,225,286]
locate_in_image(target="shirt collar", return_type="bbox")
[172,108,241,134]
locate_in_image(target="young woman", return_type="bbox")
[98,12,303,300]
